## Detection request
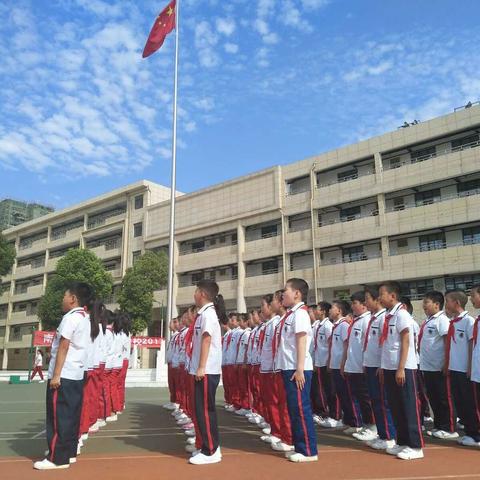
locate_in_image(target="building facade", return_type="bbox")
[0,199,54,231]
[1,106,480,369]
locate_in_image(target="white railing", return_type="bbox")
[385,188,480,213]
[321,251,382,265]
[179,275,238,287]
[390,239,480,256]
[245,268,280,278]
[317,169,375,189]
[383,139,480,171]
[318,209,379,227]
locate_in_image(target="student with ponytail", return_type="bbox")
[118,312,132,413]
[187,279,226,465]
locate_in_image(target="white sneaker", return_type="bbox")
[386,445,406,456]
[81,433,89,441]
[172,409,183,417]
[177,417,192,425]
[96,419,107,428]
[288,453,318,463]
[426,428,438,437]
[225,405,236,412]
[33,459,69,470]
[343,426,362,435]
[313,415,324,425]
[258,421,269,429]
[181,423,194,430]
[176,413,188,421]
[186,436,196,445]
[69,457,77,464]
[353,428,378,442]
[320,417,343,428]
[105,414,117,422]
[184,429,196,437]
[457,436,480,447]
[249,416,262,425]
[432,430,459,440]
[234,409,248,416]
[185,444,200,454]
[77,443,81,455]
[271,442,294,452]
[424,416,433,423]
[397,447,424,460]
[189,448,222,465]
[261,435,281,444]
[368,439,396,450]
[88,422,99,433]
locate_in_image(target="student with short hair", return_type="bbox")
[342,291,376,441]
[418,291,456,439]
[187,279,227,465]
[163,318,180,411]
[378,281,424,460]
[444,289,478,447]
[363,286,396,450]
[468,284,480,447]
[277,278,317,463]
[34,282,93,470]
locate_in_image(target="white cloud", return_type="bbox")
[224,42,239,54]
[216,18,236,36]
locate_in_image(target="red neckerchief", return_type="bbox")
[347,313,366,340]
[363,309,385,352]
[417,312,443,351]
[235,329,249,361]
[379,304,405,345]
[328,317,350,357]
[445,313,467,369]
[276,304,308,351]
[185,314,199,359]
[314,319,326,350]
[473,315,480,346]
[272,310,294,359]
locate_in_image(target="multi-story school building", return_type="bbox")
[2,105,480,369]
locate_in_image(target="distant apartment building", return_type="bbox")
[0,199,54,231]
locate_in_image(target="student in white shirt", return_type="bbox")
[378,281,424,461]
[363,286,396,451]
[328,300,356,431]
[233,313,252,415]
[444,289,478,447]
[31,350,45,382]
[34,282,93,471]
[187,279,227,465]
[163,318,180,411]
[418,291,456,439]
[468,284,480,446]
[342,291,376,441]
[222,313,238,412]
[277,278,317,463]
[103,311,116,422]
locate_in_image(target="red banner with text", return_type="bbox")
[33,331,56,347]
[131,336,163,349]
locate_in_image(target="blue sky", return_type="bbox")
[1,0,480,209]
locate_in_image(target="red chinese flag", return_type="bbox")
[142,0,176,58]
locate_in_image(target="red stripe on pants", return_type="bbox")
[49,389,59,462]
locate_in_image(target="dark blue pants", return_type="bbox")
[384,369,424,449]
[46,378,84,466]
[332,369,362,427]
[449,371,480,442]
[282,370,318,456]
[312,366,340,419]
[423,370,456,432]
[365,367,395,440]
[346,372,375,425]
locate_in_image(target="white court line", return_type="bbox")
[31,429,45,439]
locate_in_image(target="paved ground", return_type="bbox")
[1,382,479,480]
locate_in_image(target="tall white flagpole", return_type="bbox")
[166,0,180,339]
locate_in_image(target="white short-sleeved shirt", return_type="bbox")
[328,318,350,370]
[92,326,105,367]
[225,327,242,365]
[310,320,320,357]
[260,315,281,373]
[277,303,313,371]
[48,307,91,381]
[122,332,131,362]
[380,303,418,371]
[313,319,333,368]
[419,311,450,372]
[171,327,186,368]
[166,331,179,364]
[112,332,124,369]
[35,352,43,367]
[252,323,267,365]
[246,326,258,365]
[470,317,480,383]
[221,331,231,366]
[412,320,420,365]
[235,328,251,365]
[189,303,222,375]
[448,311,475,373]
[178,327,189,365]
[104,327,116,369]
[363,309,386,368]
[345,312,370,374]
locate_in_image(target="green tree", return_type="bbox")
[38,248,114,330]
[118,251,168,334]
[0,232,16,278]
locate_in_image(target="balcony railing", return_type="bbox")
[179,274,238,287]
[318,209,379,227]
[385,188,480,213]
[246,268,280,277]
[317,169,375,189]
[179,239,237,256]
[321,251,382,265]
[383,138,480,171]
[390,239,480,256]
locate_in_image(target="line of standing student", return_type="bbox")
[34,282,131,470]
[165,279,480,464]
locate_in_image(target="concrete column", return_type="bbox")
[374,151,383,184]
[236,222,247,313]
[1,342,8,369]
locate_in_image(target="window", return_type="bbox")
[10,326,21,341]
[192,272,204,283]
[191,240,205,252]
[463,226,480,245]
[411,146,436,163]
[337,168,358,183]
[451,134,479,151]
[415,188,441,207]
[289,212,310,232]
[232,233,238,245]
[458,178,480,197]
[286,175,310,195]
[393,197,405,211]
[401,279,434,300]
[342,245,365,262]
[134,194,144,209]
[132,251,141,264]
[219,235,226,243]
[389,157,402,169]
[419,232,445,252]
[133,222,143,238]
[262,259,278,275]
[340,206,361,222]
[261,224,278,238]
[397,238,409,248]
[445,274,480,292]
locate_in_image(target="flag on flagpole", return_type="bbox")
[142,0,176,58]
